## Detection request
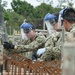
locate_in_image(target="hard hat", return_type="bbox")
[59,8,75,21]
[20,22,35,33]
[44,13,57,21]
[20,22,35,29]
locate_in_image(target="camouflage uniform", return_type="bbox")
[68,23,75,35]
[40,31,62,61]
[10,32,46,59]
[40,23,75,61]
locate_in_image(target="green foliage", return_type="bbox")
[3,9,10,20]
[11,0,34,18]
[2,0,61,29]
[34,3,57,18]
[6,11,25,28]
[3,8,25,29]
[11,0,61,20]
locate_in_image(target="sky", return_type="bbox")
[3,0,75,9]
[2,0,42,9]
[2,0,59,9]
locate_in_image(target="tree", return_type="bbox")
[2,0,61,30]
[33,3,61,18]
[11,0,61,21]
[6,10,25,28]
[5,10,25,35]
[0,1,8,42]
[11,0,34,18]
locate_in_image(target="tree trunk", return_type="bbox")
[0,2,8,43]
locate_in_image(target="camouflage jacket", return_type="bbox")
[11,32,46,53]
[40,31,62,61]
[68,23,75,39]
[40,23,75,61]
[64,23,75,42]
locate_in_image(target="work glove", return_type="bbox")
[37,48,46,57]
[3,42,15,49]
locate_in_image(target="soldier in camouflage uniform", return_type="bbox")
[40,29,62,61]
[36,13,60,60]
[3,22,46,60]
[40,8,75,61]
[37,13,61,61]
